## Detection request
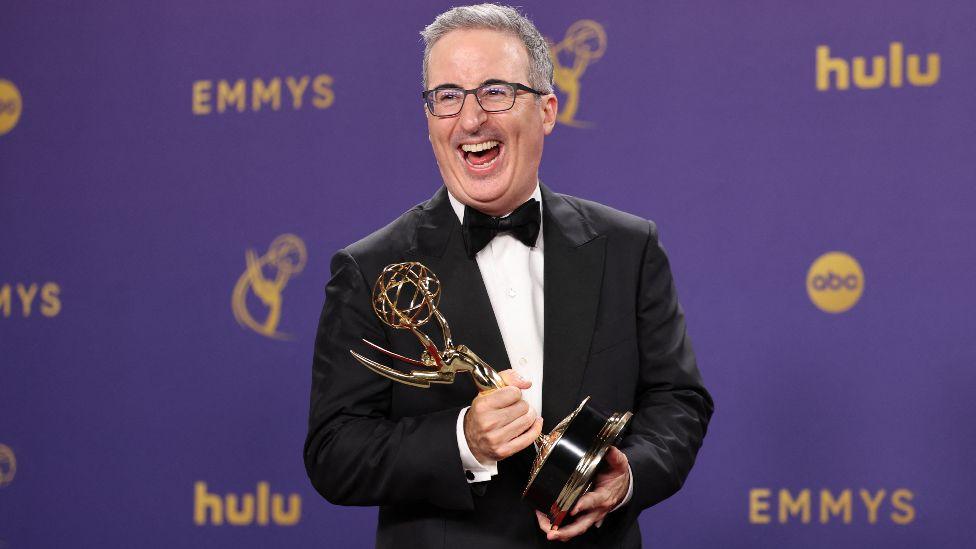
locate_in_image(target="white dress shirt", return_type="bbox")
[449,185,545,482]
[448,184,632,513]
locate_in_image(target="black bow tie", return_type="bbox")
[461,198,541,258]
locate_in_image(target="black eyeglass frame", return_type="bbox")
[421,82,546,117]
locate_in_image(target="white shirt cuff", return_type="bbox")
[456,406,498,483]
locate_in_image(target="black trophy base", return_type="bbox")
[521,396,633,528]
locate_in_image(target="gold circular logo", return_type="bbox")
[0,80,22,136]
[806,251,864,313]
[0,444,16,487]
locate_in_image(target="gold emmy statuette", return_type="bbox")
[350,262,632,528]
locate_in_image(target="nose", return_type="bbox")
[458,93,488,133]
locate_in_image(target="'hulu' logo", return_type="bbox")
[816,43,939,91]
[194,482,301,526]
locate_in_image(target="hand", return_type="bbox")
[535,446,630,542]
[463,369,544,463]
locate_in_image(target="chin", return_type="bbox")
[464,179,508,201]
[459,183,516,211]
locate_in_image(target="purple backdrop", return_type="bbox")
[2,1,974,547]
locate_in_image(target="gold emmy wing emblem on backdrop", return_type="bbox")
[0,79,23,136]
[0,444,16,488]
[232,234,307,340]
[549,20,607,127]
[350,263,632,528]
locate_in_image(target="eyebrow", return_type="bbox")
[431,78,509,90]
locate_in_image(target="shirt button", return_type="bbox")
[519,357,528,366]
[507,288,517,298]
[465,470,475,480]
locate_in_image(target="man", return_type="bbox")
[304,4,713,548]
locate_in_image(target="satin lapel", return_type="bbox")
[540,185,606,431]
[410,187,512,396]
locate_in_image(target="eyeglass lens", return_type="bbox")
[429,84,515,116]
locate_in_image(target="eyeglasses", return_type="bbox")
[422,82,545,117]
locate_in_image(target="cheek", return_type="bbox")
[515,125,544,159]
[429,123,454,150]
[429,130,451,154]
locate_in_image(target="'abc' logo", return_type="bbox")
[806,252,864,313]
[0,80,22,136]
[0,444,16,488]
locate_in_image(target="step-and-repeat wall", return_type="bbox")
[2,1,973,547]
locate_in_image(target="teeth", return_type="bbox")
[460,140,499,153]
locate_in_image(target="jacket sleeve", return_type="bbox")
[618,221,714,512]
[303,249,475,511]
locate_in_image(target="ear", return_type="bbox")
[541,92,558,135]
[424,105,433,142]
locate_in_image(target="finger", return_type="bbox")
[571,490,607,516]
[482,399,529,431]
[499,368,532,389]
[548,509,602,541]
[468,402,531,450]
[502,399,532,423]
[498,417,543,457]
[476,385,523,409]
[534,510,552,533]
[605,446,628,469]
[495,405,538,442]
[592,447,629,482]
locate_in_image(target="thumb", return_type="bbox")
[499,369,531,389]
[606,446,628,470]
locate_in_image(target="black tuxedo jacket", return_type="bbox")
[304,184,713,548]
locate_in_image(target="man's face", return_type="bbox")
[426,29,557,216]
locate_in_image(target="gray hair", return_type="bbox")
[420,3,554,93]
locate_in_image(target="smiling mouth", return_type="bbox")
[459,140,502,168]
